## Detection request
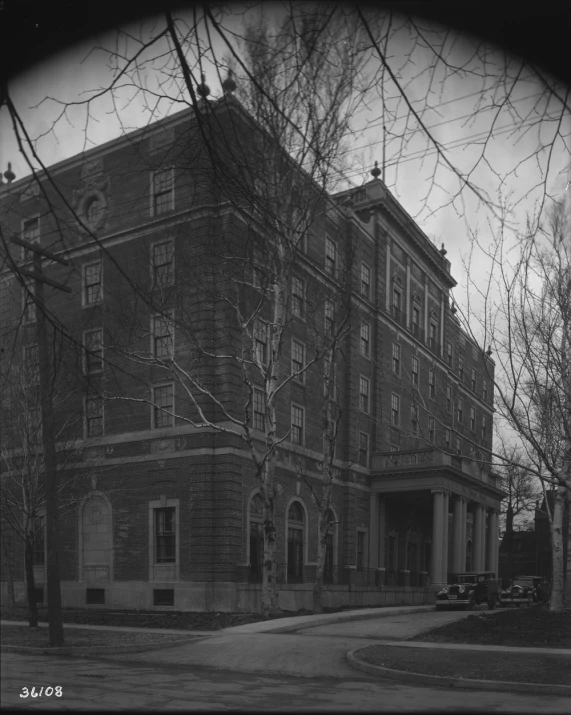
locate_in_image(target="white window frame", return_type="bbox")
[21,215,41,262]
[291,403,305,445]
[152,383,175,429]
[470,406,476,431]
[446,385,452,413]
[22,279,37,324]
[150,167,175,216]
[391,393,400,425]
[359,375,370,413]
[83,328,104,375]
[148,498,180,582]
[325,236,337,276]
[429,369,435,398]
[358,431,369,467]
[253,320,269,366]
[457,397,463,424]
[412,356,419,387]
[428,416,435,443]
[360,262,371,298]
[360,322,370,358]
[82,261,103,307]
[410,404,419,434]
[482,415,488,439]
[151,311,175,359]
[253,388,265,432]
[151,239,174,287]
[392,343,400,375]
[471,368,477,392]
[446,341,453,366]
[291,275,305,318]
[291,338,305,384]
[84,394,104,438]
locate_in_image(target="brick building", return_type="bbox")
[0,87,503,612]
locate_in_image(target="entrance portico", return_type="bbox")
[369,448,505,593]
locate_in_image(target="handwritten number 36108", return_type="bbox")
[20,686,63,698]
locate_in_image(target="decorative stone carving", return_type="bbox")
[88,504,103,524]
[73,162,110,236]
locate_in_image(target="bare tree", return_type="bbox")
[465,197,570,610]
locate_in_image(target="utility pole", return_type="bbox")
[11,236,70,646]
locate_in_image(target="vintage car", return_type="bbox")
[499,575,542,607]
[435,571,497,610]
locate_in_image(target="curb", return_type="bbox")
[346,647,571,696]
[0,636,205,657]
[226,605,436,634]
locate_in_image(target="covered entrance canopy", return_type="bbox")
[368,448,505,591]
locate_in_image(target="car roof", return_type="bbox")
[514,575,542,579]
[455,571,495,576]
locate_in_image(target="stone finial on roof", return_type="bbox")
[222,69,236,95]
[197,72,210,98]
[371,161,381,179]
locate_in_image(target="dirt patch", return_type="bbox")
[414,606,571,648]
[358,645,571,685]
[0,624,195,649]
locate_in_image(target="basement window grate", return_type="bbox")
[153,589,174,606]
[86,588,105,605]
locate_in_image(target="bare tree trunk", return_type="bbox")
[565,485,571,607]
[1,533,16,606]
[24,538,38,627]
[261,461,278,618]
[549,485,566,612]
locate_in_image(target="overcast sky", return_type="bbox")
[1,3,569,341]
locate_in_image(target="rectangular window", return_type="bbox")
[446,341,453,366]
[151,240,174,287]
[253,388,265,431]
[412,356,419,387]
[291,339,305,383]
[23,280,36,323]
[153,588,174,606]
[445,428,451,449]
[24,344,40,385]
[360,322,370,357]
[291,276,304,318]
[392,288,401,312]
[86,588,105,605]
[410,404,418,434]
[291,404,304,445]
[152,312,174,359]
[457,397,463,424]
[428,416,435,443]
[392,343,400,375]
[323,419,336,459]
[22,217,40,261]
[483,379,488,402]
[429,369,435,398]
[155,507,176,562]
[411,305,421,338]
[455,435,462,454]
[357,531,366,571]
[323,352,336,400]
[253,321,268,365]
[482,415,487,439]
[358,431,369,467]
[85,395,103,437]
[458,356,464,382]
[153,384,174,428]
[32,515,45,566]
[471,368,477,392]
[83,262,102,306]
[470,406,476,431]
[325,236,337,276]
[84,329,103,374]
[359,375,370,413]
[429,321,438,344]
[324,299,334,335]
[446,385,452,413]
[360,263,371,298]
[391,393,400,425]
[151,168,174,215]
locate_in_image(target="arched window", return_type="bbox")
[287,501,305,583]
[249,494,264,582]
[324,509,335,584]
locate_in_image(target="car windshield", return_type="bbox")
[455,575,477,584]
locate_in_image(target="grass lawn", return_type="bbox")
[0,624,198,649]
[357,644,570,686]
[414,605,571,648]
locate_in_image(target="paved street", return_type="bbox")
[2,609,570,712]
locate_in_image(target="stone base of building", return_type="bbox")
[1,581,430,613]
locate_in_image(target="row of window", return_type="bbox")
[388,391,488,438]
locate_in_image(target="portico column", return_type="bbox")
[369,493,379,569]
[460,498,467,571]
[452,496,466,573]
[431,490,445,589]
[442,491,450,582]
[473,504,484,571]
[487,509,499,574]
[378,498,386,569]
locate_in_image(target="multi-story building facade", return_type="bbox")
[0,86,503,612]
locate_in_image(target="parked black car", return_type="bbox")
[435,571,496,610]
